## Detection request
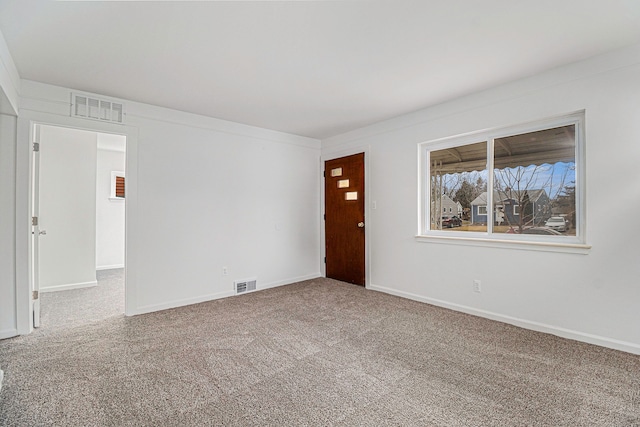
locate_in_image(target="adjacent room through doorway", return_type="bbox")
[32,124,126,328]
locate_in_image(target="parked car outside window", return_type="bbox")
[544,216,568,232]
[442,215,462,228]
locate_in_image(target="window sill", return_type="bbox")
[109,197,125,202]
[415,234,591,254]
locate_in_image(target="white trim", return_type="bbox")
[20,80,320,151]
[256,273,321,291]
[135,290,236,315]
[415,234,590,254]
[129,109,320,150]
[419,111,585,246]
[369,283,640,355]
[0,328,18,340]
[96,264,125,271]
[15,110,138,336]
[132,273,321,315]
[40,280,97,293]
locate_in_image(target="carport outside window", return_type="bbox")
[421,113,582,243]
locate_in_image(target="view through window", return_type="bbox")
[424,116,580,241]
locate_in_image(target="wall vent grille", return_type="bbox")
[234,279,257,295]
[71,93,125,124]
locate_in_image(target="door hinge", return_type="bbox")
[32,290,39,300]
[323,171,325,178]
[323,213,326,220]
[33,142,40,152]
[32,216,38,226]
[324,257,326,264]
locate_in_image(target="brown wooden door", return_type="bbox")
[325,153,365,286]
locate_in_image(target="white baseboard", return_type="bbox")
[258,273,322,291]
[40,281,98,293]
[369,283,640,356]
[135,289,236,315]
[131,273,322,316]
[0,328,18,340]
[96,264,124,271]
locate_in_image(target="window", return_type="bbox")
[115,176,125,198]
[110,171,125,200]
[419,112,584,247]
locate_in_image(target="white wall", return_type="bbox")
[13,80,321,323]
[132,115,321,312]
[38,125,98,291]
[96,143,125,270]
[322,43,640,354]
[0,113,17,338]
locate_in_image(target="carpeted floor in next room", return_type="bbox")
[38,268,125,328]
[0,270,639,426]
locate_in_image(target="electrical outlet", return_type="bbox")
[473,279,481,293]
[222,267,228,276]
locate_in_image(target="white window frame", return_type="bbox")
[417,111,589,254]
[478,205,487,215]
[513,204,520,215]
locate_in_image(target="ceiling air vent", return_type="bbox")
[71,93,125,124]
[234,278,257,295]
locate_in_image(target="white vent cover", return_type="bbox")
[234,278,257,295]
[71,93,125,124]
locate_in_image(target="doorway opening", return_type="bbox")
[31,124,126,329]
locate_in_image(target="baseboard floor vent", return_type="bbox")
[71,93,125,124]
[234,278,257,295]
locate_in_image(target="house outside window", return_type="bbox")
[420,112,584,245]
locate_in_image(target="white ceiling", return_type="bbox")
[1,1,640,139]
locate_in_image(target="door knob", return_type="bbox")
[357,222,365,228]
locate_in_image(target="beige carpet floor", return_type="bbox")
[1,271,639,426]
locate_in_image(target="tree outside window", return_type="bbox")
[424,115,581,241]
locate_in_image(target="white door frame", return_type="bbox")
[15,110,139,334]
[31,123,41,327]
